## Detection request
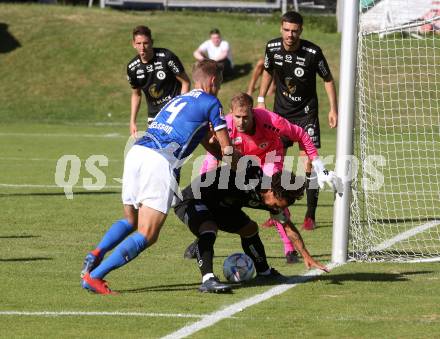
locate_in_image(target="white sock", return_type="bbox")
[202,273,215,283]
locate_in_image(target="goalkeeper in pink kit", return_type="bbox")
[186,92,338,263]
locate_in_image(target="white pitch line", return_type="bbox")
[0,311,206,318]
[0,132,125,138]
[162,262,341,339]
[0,157,123,162]
[372,220,440,252]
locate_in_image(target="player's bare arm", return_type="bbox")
[257,69,273,109]
[200,130,222,159]
[176,72,191,94]
[215,127,242,170]
[130,88,142,137]
[284,219,329,272]
[324,77,338,128]
[193,48,206,61]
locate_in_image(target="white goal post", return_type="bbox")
[332,0,440,263]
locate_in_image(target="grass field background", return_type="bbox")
[1,4,439,338]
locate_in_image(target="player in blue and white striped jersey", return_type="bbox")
[81,60,236,294]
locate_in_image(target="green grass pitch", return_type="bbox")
[0,4,439,338]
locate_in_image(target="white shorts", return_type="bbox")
[122,145,175,214]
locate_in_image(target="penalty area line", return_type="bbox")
[0,311,207,319]
[0,132,125,138]
[0,183,122,189]
[161,262,342,339]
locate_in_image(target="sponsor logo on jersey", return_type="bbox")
[269,47,281,52]
[149,121,173,134]
[274,54,283,60]
[219,106,225,119]
[296,56,305,66]
[318,60,329,77]
[136,69,144,75]
[157,70,166,80]
[305,123,318,142]
[195,203,208,212]
[184,90,202,98]
[263,123,280,133]
[275,61,283,66]
[137,74,145,79]
[267,41,281,48]
[154,62,163,70]
[156,52,165,57]
[305,105,310,114]
[282,91,302,102]
[148,83,164,98]
[302,46,316,54]
[264,54,269,68]
[294,67,304,77]
[146,65,154,72]
[284,77,296,94]
[285,55,293,63]
[154,95,171,106]
[168,60,180,74]
[128,59,140,69]
[232,137,242,145]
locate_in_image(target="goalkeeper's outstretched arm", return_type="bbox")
[282,218,329,272]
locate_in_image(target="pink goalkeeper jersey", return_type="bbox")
[200,108,318,175]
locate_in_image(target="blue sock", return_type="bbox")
[95,219,134,257]
[90,232,148,279]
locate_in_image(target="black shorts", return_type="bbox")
[282,114,321,149]
[174,199,251,236]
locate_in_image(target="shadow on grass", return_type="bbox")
[0,235,40,239]
[222,62,252,83]
[120,282,201,293]
[228,270,429,290]
[0,23,21,53]
[0,257,53,262]
[317,270,432,285]
[120,270,431,293]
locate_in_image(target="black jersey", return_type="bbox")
[126,48,185,117]
[178,165,278,214]
[264,38,332,121]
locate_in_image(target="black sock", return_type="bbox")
[305,172,319,220]
[241,233,269,273]
[196,232,216,277]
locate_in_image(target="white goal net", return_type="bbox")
[350,0,440,262]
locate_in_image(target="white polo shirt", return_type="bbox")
[198,40,233,66]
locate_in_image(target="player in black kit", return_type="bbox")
[174,165,329,293]
[257,11,338,231]
[127,25,190,138]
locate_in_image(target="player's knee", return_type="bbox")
[137,224,160,245]
[237,220,258,237]
[198,220,218,235]
[123,205,138,228]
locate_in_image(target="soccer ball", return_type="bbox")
[223,253,256,283]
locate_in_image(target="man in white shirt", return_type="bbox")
[193,28,234,78]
